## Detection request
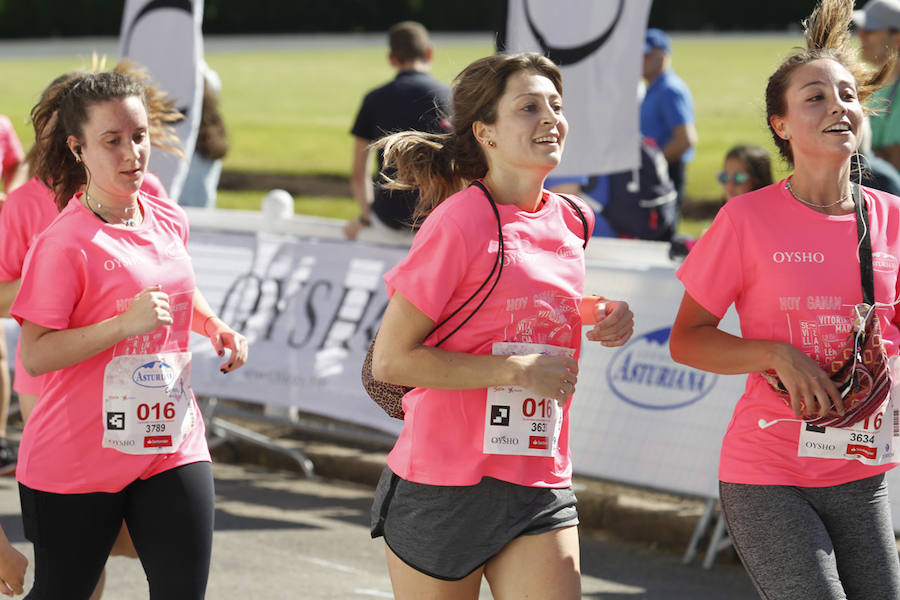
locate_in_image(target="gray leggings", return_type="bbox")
[720,474,900,600]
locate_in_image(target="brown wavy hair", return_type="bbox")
[766,0,894,165]
[30,62,183,210]
[194,79,229,161]
[376,52,562,221]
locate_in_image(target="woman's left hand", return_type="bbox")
[204,317,249,373]
[585,300,634,347]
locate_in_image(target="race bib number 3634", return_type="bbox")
[483,342,573,457]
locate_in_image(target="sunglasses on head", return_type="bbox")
[717,171,749,185]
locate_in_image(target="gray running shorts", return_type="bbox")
[370,467,578,581]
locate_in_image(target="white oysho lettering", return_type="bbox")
[772,251,825,264]
[103,254,151,271]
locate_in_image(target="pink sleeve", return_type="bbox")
[0,116,24,173]
[384,213,468,323]
[11,236,83,330]
[141,172,169,199]
[675,208,744,319]
[0,193,30,281]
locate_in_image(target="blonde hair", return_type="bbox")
[766,0,894,165]
[377,52,562,221]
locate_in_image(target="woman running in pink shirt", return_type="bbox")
[0,63,189,600]
[10,70,247,599]
[369,52,634,599]
[671,1,900,598]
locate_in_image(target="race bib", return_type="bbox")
[483,342,573,457]
[102,352,196,455]
[797,356,900,465]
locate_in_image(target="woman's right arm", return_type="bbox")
[20,285,172,376]
[372,291,578,403]
[669,291,843,419]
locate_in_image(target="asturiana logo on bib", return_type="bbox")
[132,360,176,388]
[606,327,717,410]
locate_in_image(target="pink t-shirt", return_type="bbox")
[0,174,168,395]
[677,181,900,487]
[0,115,24,182]
[10,190,208,494]
[384,184,593,488]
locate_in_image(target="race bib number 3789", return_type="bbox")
[102,352,196,455]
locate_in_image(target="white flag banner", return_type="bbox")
[119,0,204,201]
[502,0,650,176]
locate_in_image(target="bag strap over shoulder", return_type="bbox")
[853,183,875,306]
[424,180,505,346]
[559,193,589,249]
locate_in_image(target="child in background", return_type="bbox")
[717,144,773,203]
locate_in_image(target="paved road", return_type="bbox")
[0,462,756,599]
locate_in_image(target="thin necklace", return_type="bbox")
[85,192,139,227]
[784,177,850,209]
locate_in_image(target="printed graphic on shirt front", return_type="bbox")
[113,289,193,357]
[779,295,861,366]
[502,290,581,347]
[773,244,898,366]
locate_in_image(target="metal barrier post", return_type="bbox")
[200,396,315,477]
[682,497,717,564]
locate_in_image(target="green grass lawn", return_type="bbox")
[216,189,357,220]
[0,33,814,230]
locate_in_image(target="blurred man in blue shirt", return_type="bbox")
[640,28,697,209]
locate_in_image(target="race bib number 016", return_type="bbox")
[102,352,196,455]
[483,342,573,457]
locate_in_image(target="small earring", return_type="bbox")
[487,140,496,148]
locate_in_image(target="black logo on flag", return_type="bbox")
[523,0,625,66]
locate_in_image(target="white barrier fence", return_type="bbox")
[5,207,900,529]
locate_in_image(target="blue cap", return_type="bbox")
[644,28,671,54]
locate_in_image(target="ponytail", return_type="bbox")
[766,0,893,165]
